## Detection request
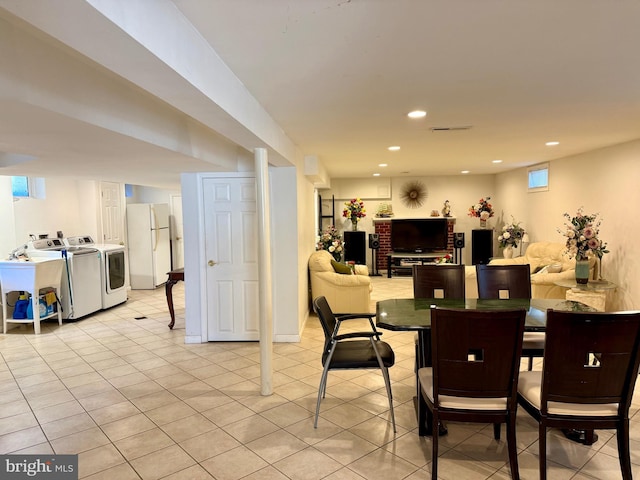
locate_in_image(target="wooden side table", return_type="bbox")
[165,268,184,329]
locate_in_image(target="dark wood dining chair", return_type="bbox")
[476,263,531,299]
[418,307,526,480]
[476,263,543,370]
[517,310,640,480]
[312,296,396,432]
[412,263,466,420]
[412,264,465,299]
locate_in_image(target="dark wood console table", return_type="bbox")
[166,268,184,329]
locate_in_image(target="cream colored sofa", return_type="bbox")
[308,250,372,313]
[465,242,597,299]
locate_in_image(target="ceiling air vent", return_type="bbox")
[430,126,473,132]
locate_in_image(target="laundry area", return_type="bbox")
[0,235,125,334]
[0,178,181,335]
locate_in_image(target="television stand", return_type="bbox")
[386,251,450,278]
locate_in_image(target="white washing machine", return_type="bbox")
[25,239,102,320]
[65,236,127,309]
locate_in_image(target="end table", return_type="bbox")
[553,279,616,312]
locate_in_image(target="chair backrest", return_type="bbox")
[413,264,465,299]
[431,307,526,401]
[541,310,640,413]
[313,296,338,354]
[476,264,531,299]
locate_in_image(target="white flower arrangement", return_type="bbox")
[498,218,525,249]
[316,225,344,262]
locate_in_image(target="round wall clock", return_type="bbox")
[400,181,427,208]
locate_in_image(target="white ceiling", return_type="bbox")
[2,0,640,188]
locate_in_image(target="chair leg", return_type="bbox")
[527,356,533,371]
[493,422,501,440]
[380,366,397,433]
[539,423,547,480]
[314,361,331,428]
[371,340,396,433]
[431,410,439,480]
[418,388,428,436]
[617,420,632,480]
[506,414,520,480]
[315,346,337,429]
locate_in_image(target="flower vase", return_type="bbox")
[575,257,590,284]
[503,245,514,259]
[351,220,358,231]
[479,219,487,229]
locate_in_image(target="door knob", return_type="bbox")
[208,260,217,267]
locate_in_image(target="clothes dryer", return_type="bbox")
[65,236,127,309]
[24,239,102,319]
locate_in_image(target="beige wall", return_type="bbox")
[496,139,640,310]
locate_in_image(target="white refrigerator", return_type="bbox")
[127,203,172,289]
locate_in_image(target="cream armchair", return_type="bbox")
[466,242,597,299]
[308,250,372,313]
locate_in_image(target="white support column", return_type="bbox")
[255,148,273,395]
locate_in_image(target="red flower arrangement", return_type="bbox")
[468,197,494,220]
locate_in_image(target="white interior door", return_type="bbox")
[100,182,124,244]
[203,176,258,341]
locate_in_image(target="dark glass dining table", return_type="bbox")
[376,297,595,437]
[376,297,593,332]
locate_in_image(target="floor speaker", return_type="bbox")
[453,232,465,249]
[344,231,366,265]
[472,229,493,265]
[369,233,380,249]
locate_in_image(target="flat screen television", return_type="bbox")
[391,218,448,253]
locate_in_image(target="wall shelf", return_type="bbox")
[318,194,335,230]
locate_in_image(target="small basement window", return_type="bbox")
[11,176,46,199]
[528,163,549,192]
[11,176,30,197]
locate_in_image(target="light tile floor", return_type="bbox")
[1,275,639,479]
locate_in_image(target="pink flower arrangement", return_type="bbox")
[316,225,344,262]
[559,208,609,260]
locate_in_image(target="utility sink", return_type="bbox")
[0,257,64,334]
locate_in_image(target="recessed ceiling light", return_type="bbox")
[378,163,388,167]
[461,170,470,174]
[372,173,380,177]
[492,159,503,164]
[546,141,559,146]
[407,110,427,119]
[388,146,400,151]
